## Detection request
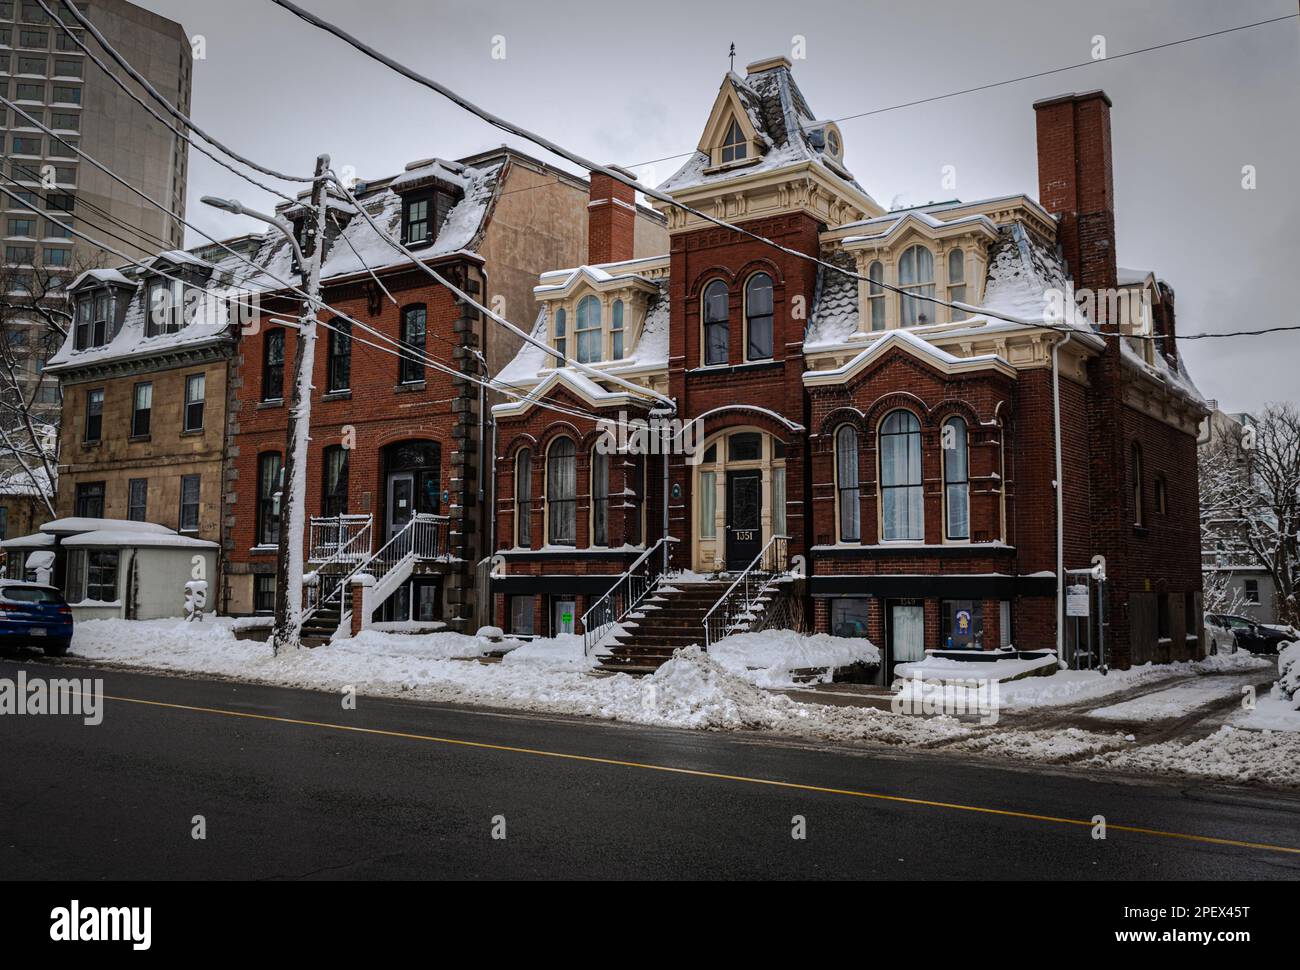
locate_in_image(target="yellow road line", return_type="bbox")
[97,690,1300,857]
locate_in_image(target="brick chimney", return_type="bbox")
[587,167,636,265]
[1033,90,1118,307]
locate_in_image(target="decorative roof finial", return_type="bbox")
[728,43,736,72]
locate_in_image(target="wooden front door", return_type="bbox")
[725,470,762,570]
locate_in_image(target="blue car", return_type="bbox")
[0,580,74,656]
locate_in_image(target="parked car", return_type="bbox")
[1204,614,1238,656]
[0,580,74,656]
[1205,613,1291,655]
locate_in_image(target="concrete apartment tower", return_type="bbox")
[2,0,192,270]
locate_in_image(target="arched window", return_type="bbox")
[868,260,885,331]
[947,249,966,318]
[321,444,349,518]
[554,307,567,360]
[326,320,351,393]
[943,417,969,540]
[590,447,610,546]
[399,304,426,383]
[611,299,624,360]
[880,410,923,541]
[547,437,576,546]
[702,279,729,366]
[836,425,860,543]
[720,118,747,163]
[745,272,773,360]
[515,448,532,549]
[262,328,285,401]
[576,295,601,363]
[256,451,282,546]
[898,245,935,326]
[1131,441,1144,526]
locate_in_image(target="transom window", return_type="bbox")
[720,118,747,163]
[880,410,923,541]
[898,245,935,327]
[745,273,773,361]
[575,295,601,363]
[702,279,729,366]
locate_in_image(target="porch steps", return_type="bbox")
[301,602,343,648]
[597,581,731,675]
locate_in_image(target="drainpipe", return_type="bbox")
[1052,332,1072,658]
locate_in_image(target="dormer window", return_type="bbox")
[720,119,747,164]
[402,193,432,246]
[73,290,110,350]
[146,275,188,336]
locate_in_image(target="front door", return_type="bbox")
[553,598,576,637]
[725,470,762,570]
[386,472,415,540]
[887,601,926,680]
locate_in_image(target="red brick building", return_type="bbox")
[490,58,1207,674]
[223,148,666,636]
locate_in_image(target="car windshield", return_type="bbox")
[2,587,64,605]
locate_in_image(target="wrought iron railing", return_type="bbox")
[308,514,372,563]
[702,534,790,649]
[581,536,676,657]
[303,514,448,622]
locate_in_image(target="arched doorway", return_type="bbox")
[692,428,787,571]
[381,440,441,541]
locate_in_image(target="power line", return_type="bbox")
[618,13,1300,171]
[34,0,309,208]
[49,0,316,187]
[0,181,621,426]
[269,0,1300,349]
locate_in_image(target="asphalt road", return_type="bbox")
[3,658,1300,880]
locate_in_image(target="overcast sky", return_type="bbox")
[136,0,1299,413]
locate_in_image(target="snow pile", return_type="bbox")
[707,629,879,687]
[1089,725,1300,788]
[954,726,1132,763]
[1275,641,1299,706]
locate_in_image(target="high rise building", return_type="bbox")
[1,0,192,275]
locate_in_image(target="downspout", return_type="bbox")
[1052,332,1072,658]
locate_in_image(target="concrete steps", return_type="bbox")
[596,580,731,675]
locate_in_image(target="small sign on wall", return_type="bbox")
[1066,584,1090,617]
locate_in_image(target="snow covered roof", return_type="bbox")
[1119,338,1206,406]
[245,158,504,293]
[0,531,55,550]
[658,59,875,206]
[62,529,218,549]
[804,250,861,350]
[0,466,53,498]
[804,327,1018,388]
[494,279,671,396]
[40,517,172,536]
[67,267,133,290]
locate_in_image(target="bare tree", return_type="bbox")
[0,260,84,516]
[1200,402,1300,626]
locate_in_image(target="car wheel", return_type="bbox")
[42,640,71,658]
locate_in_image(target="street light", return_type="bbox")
[202,158,330,654]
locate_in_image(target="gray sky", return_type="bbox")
[138,0,1299,413]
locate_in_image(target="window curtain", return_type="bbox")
[548,440,576,545]
[772,467,786,536]
[836,426,859,542]
[591,449,609,546]
[881,412,923,540]
[699,470,716,538]
[944,418,969,540]
[892,605,926,662]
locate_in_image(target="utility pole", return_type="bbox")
[271,154,331,653]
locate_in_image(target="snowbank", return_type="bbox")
[706,629,879,687]
[1089,725,1300,787]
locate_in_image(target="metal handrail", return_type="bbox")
[304,514,448,621]
[702,534,789,648]
[308,513,373,562]
[581,536,676,656]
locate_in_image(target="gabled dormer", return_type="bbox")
[141,251,215,337]
[67,268,135,351]
[697,81,765,173]
[389,159,466,249]
[280,189,358,272]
